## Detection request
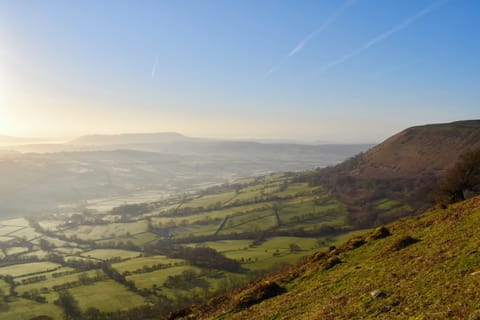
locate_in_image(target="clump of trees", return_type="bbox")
[436,148,480,205]
[54,290,82,320]
[171,247,243,273]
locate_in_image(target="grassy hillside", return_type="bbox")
[0,121,477,318]
[173,195,480,320]
[358,120,480,179]
[0,173,359,319]
[297,120,480,228]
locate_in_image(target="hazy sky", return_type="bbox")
[0,0,479,142]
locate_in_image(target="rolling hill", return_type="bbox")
[69,132,191,146]
[0,120,478,319]
[354,120,480,180]
[171,195,480,320]
[0,133,370,216]
[298,120,480,228]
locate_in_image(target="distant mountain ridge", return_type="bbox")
[0,135,56,145]
[69,132,191,145]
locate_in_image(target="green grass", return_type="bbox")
[229,190,263,203]
[129,231,159,246]
[32,235,76,247]
[0,170,373,317]
[183,237,333,272]
[232,177,257,184]
[86,191,165,213]
[53,247,84,255]
[184,240,253,253]
[0,226,24,236]
[8,227,42,241]
[0,236,14,242]
[5,247,29,256]
[0,218,30,227]
[69,280,146,312]
[19,249,50,260]
[126,265,201,290]
[80,249,141,260]
[0,279,10,293]
[219,210,277,234]
[376,199,403,210]
[38,219,65,231]
[112,255,185,273]
[277,199,348,231]
[0,297,63,320]
[16,269,103,298]
[0,262,61,278]
[182,191,237,208]
[173,223,221,238]
[62,220,149,240]
[186,196,480,320]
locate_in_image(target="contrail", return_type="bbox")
[317,0,449,74]
[288,0,357,57]
[264,0,356,79]
[151,56,158,78]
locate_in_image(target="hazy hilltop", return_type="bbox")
[0,134,370,216]
[172,195,480,320]
[69,132,191,146]
[298,120,480,227]
[0,120,477,319]
[168,120,480,319]
[0,135,57,146]
[67,132,371,159]
[355,120,480,179]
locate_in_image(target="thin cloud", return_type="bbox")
[264,0,356,79]
[288,0,357,57]
[151,56,158,78]
[317,0,449,74]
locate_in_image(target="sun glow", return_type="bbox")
[0,62,14,135]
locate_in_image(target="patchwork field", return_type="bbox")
[0,262,61,278]
[112,255,185,273]
[80,249,141,261]
[0,172,369,318]
[69,280,146,312]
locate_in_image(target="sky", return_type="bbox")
[0,0,479,143]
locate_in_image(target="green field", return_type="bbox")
[112,255,185,273]
[0,262,61,278]
[0,171,362,318]
[181,191,237,209]
[0,298,63,320]
[81,249,141,261]
[127,265,201,290]
[62,220,149,240]
[69,280,146,312]
[16,269,103,297]
[0,226,24,236]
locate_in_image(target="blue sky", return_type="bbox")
[0,0,479,142]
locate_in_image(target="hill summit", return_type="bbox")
[299,119,480,228]
[355,120,480,180]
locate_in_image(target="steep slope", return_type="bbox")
[299,120,480,227]
[356,120,480,180]
[172,196,480,320]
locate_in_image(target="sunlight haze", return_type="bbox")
[0,0,479,142]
